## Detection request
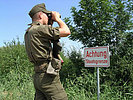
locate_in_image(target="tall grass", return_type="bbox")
[0,39,34,99]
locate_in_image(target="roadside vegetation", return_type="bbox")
[0,38,132,100]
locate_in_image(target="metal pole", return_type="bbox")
[97,67,100,100]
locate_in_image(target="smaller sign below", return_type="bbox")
[84,46,110,67]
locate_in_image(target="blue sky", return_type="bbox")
[0,0,82,51]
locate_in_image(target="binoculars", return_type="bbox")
[47,13,61,25]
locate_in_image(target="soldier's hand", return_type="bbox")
[52,11,61,21]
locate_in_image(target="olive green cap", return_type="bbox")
[29,3,52,18]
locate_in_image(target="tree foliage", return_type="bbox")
[65,0,133,49]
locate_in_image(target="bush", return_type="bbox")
[61,47,133,99]
[0,39,34,99]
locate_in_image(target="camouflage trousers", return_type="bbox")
[33,72,68,100]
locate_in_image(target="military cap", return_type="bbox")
[29,3,52,18]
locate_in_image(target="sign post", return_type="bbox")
[84,46,110,100]
[97,67,100,100]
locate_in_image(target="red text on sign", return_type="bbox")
[86,51,107,59]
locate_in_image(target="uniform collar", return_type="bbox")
[28,21,42,26]
[32,21,42,25]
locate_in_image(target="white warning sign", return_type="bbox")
[84,46,110,67]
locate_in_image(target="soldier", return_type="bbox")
[24,3,70,100]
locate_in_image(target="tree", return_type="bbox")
[65,0,133,51]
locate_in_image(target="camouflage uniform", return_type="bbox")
[24,3,68,100]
